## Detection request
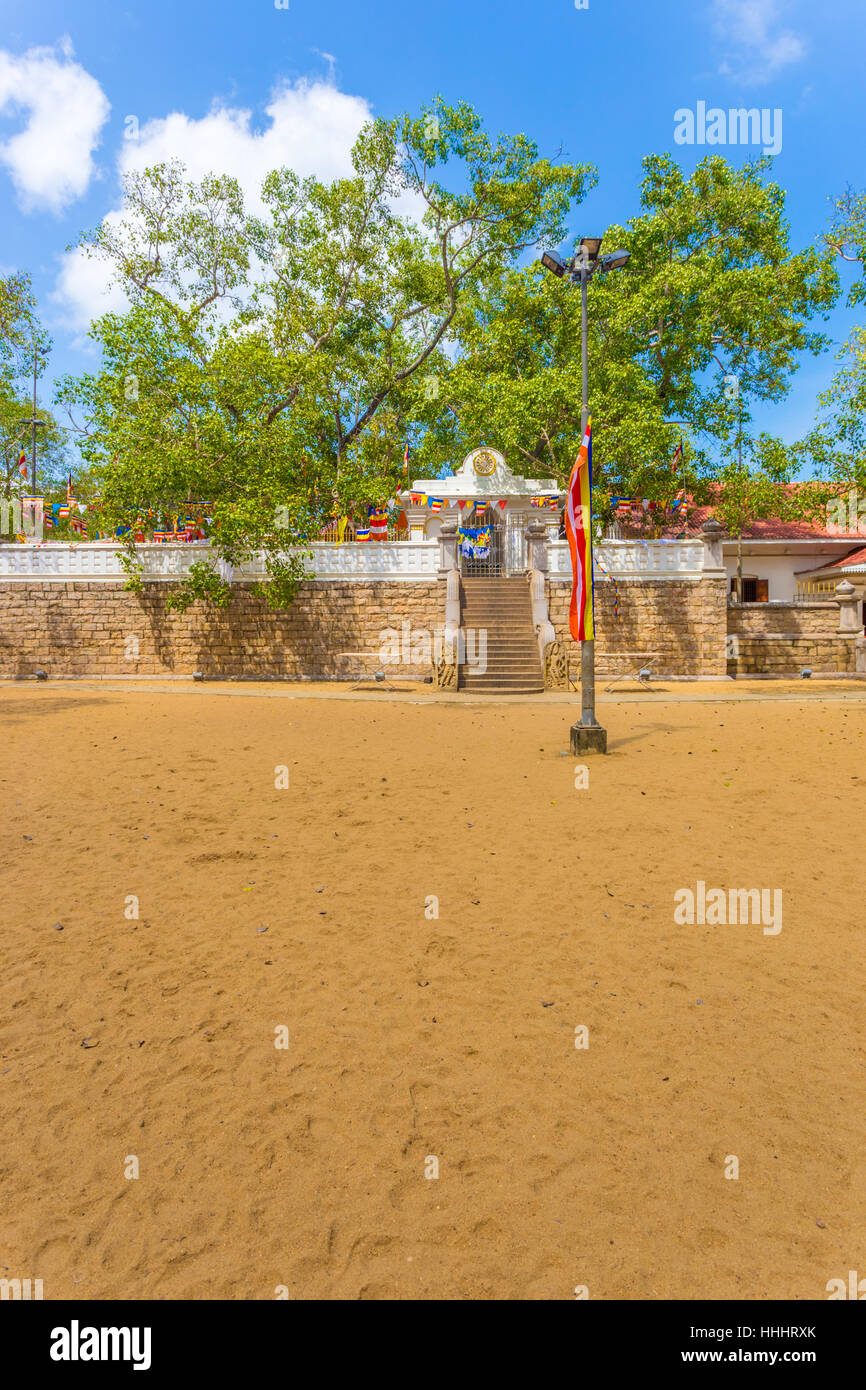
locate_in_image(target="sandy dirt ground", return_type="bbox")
[1,681,864,1300]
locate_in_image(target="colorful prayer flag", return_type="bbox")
[368,506,388,539]
[458,526,491,560]
[565,418,594,642]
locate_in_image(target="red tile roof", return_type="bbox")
[612,498,865,542]
[794,545,866,576]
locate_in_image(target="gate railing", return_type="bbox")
[457,511,529,576]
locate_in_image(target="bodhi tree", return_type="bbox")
[424,154,837,527]
[60,100,594,607]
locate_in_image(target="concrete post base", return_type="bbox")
[570,721,608,755]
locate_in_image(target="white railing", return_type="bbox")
[548,538,706,582]
[0,541,440,583]
[0,537,709,583]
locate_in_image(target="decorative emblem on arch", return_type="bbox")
[464,446,505,478]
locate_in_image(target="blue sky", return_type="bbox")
[1,0,864,458]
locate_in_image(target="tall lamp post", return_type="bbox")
[17,347,46,497]
[540,237,630,754]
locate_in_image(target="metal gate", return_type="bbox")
[458,508,526,577]
[504,512,527,575]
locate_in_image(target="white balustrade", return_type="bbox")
[548,538,706,582]
[0,541,440,583]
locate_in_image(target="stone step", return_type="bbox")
[460,603,532,614]
[465,650,541,662]
[466,666,542,677]
[469,650,540,660]
[457,575,541,692]
[460,635,540,646]
[461,667,542,678]
[460,609,535,621]
[460,665,542,678]
[458,682,544,694]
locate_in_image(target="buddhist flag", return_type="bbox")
[565,418,594,642]
[403,439,409,478]
[18,451,27,478]
[368,506,388,539]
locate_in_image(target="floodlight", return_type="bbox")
[540,249,569,278]
[599,249,631,273]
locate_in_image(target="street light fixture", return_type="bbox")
[540,249,570,278]
[598,249,631,273]
[16,347,46,497]
[540,234,632,754]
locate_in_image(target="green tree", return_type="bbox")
[0,272,47,368]
[798,186,866,500]
[0,273,66,519]
[0,385,69,498]
[60,101,594,607]
[428,154,838,524]
[710,427,828,600]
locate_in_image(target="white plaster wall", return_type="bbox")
[723,548,856,600]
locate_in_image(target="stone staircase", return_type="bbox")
[457,577,544,694]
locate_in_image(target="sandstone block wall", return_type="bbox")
[547,577,728,677]
[0,581,444,680]
[727,635,855,675]
[727,601,838,637]
[5,575,853,683]
[726,601,856,675]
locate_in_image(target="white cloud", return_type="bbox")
[118,79,371,207]
[711,0,806,84]
[0,37,110,213]
[52,211,129,346]
[53,78,374,332]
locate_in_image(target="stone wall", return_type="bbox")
[726,601,856,675]
[546,577,728,678]
[728,634,856,675]
[5,572,857,684]
[727,601,838,637]
[0,581,444,680]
